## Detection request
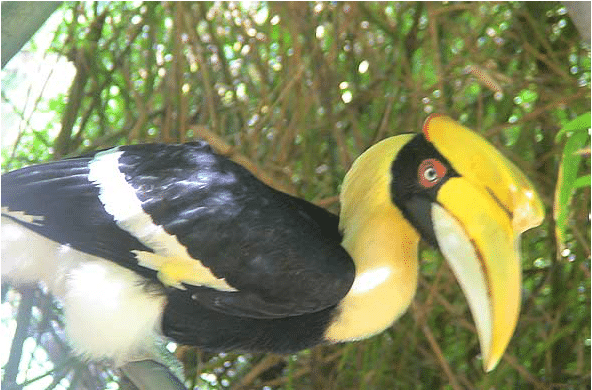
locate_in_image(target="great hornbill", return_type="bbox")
[2,114,544,372]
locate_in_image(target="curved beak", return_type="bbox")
[424,115,545,371]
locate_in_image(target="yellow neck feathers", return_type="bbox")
[325,135,421,342]
[339,135,416,242]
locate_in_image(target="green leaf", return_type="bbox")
[553,112,591,251]
[555,112,591,142]
[573,174,591,189]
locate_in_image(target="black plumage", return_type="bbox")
[1,158,156,278]
[2,141,355,353]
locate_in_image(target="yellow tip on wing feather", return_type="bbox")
[133,250,237,291]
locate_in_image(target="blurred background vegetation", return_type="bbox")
[1,2,590,389]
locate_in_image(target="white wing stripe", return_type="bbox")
[88,148,237,291]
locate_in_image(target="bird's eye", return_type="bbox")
[418,158,447,188]
[424,167,438,181]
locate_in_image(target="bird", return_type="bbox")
[1,114,544,372]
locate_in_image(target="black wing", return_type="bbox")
[1,156,157,278]
[2,142,355,318]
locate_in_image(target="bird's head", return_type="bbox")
[339,114,544,371]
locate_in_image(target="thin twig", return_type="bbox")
[189,125,294,195]
[231,354,284,390]
[411,301,463,390]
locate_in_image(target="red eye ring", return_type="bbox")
[418,158,447,188]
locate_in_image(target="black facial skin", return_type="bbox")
[390,134,460,248]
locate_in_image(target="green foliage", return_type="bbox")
[1,2,590,389]
[554,112,591,252]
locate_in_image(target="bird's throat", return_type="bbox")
[325,207,420,342]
